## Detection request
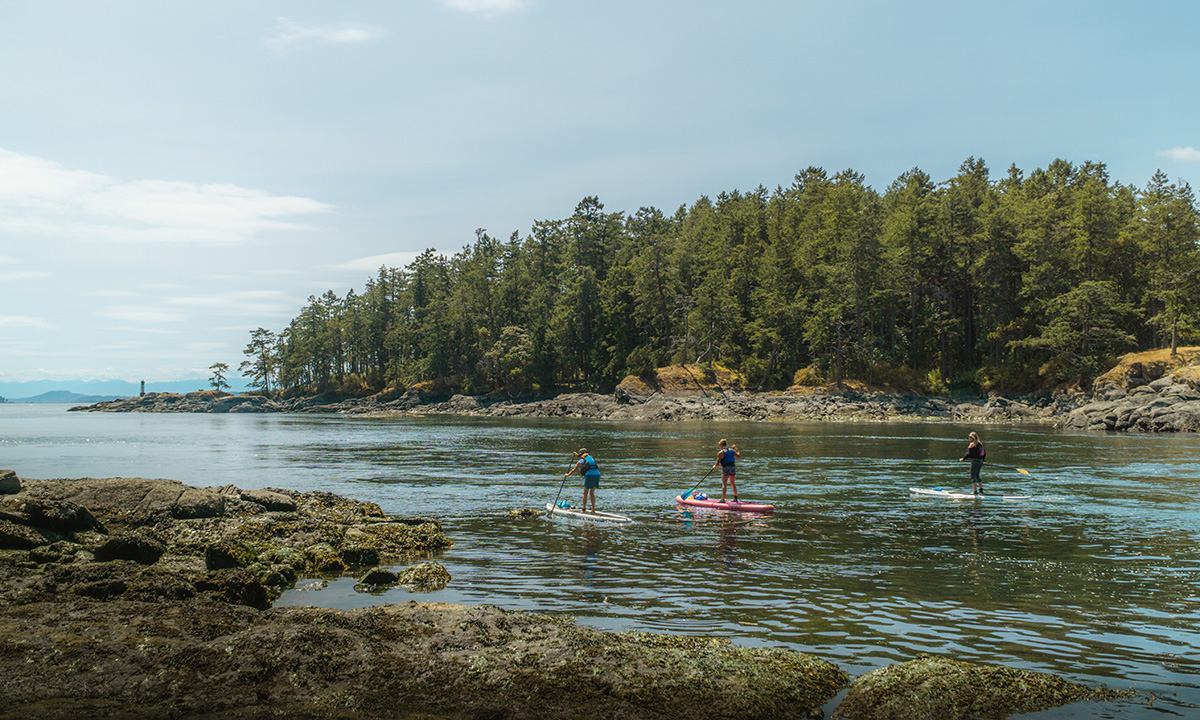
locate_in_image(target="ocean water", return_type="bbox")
[3,403,1199,718]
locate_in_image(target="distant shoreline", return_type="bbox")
[66,377,1200,433]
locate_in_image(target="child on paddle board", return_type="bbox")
[565,448,601,512]
[713,439,740,503]
[960,431,985,495]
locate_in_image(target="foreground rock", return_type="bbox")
[834,655,1136,720]
[0,595,849,720]
[0,473,852,719]
[1,474,452,608]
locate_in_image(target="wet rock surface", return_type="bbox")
[0,597,848,720]
[0,474,1141,719]
[0,474,853,720]
[833,655,1137,720]
[0,475,453,609]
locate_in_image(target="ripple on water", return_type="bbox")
[4,407,1200,718]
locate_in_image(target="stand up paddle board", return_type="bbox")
[674,495,775,513]
[545,503,633,524]
[910,487,1031,501]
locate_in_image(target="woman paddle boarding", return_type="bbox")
[564,448,601,513]
[959,431,986,495]
[712,439,740,503]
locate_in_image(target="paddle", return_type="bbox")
[681,467,714,501]
[548,472,570,516]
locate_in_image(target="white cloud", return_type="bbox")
[168,290,298,318]
[0,269,50,282]
[90,289,143,299]
[264,18,386,54]
[0,147,332,245]
[182,341,233,354]
[94,305,187,324]
[0,315,53,329]
[1155,146,1200,163]
[102,326,180,336]
[330,251,425,273]
[439,0,528,18]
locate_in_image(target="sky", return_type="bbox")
[3,0,1200,384]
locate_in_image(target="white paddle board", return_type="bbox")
[910,487,1031,501]
[545,503,633,524]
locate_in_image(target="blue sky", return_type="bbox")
[2,0,1199,383]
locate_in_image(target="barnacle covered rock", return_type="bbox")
[396,560,450,591]
[834,655,1138,720]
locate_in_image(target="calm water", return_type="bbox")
[3,403,1199,719]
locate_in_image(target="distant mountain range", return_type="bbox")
[4,390,124,404]
[0,378,250,403]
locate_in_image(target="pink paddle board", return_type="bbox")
[674,495,775,514]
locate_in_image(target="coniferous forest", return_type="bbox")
[240,159,1200,398]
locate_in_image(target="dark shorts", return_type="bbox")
[721,467,736,478]
[584,474,600,489]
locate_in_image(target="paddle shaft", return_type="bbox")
[548,472,570,515]
[681,467,715,501]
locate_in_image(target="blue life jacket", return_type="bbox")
[719,448,735,468]
[581,455,599,475]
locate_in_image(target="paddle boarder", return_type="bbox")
[564,448,601,513]
[712,439,740,503]
[960,431,986,495]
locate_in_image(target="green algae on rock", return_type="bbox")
[834,655,1139,720]
[0,598,849,720]
[1,477,452,606]
[507,507,543,518]
[395,560,451,591]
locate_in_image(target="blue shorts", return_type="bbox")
[583,474,600,489]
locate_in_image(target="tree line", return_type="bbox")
[237,158,1200,398]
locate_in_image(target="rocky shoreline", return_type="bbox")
[70,381,1200,433]
[0,470,1139,719]
[71,350,1200,433]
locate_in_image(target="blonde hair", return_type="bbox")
[718,439,728,447]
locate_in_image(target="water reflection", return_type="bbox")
[577,524,602,584]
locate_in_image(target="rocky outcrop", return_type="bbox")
[1,476,453,608]
[1092,347,1200,393]
[1063,372,1200,432]
[0,469,19,494]
[833,655,1136,720]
